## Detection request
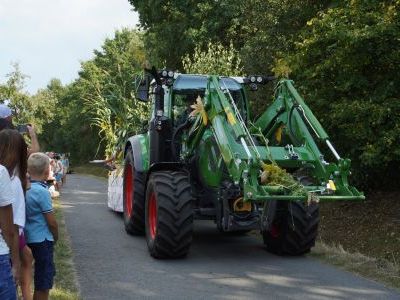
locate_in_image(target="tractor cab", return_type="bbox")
[171,74,248,125]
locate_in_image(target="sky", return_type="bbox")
[0,0,139,94]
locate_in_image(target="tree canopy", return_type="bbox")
[2,1,398,189]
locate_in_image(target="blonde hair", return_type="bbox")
[28,152,50,177]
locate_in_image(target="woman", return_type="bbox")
[0,129,33,300]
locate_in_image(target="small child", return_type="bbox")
[25,152,58,300]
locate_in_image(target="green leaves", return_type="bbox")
[76,29,149,158]
[287,0,400,189]
[182,42,243,76]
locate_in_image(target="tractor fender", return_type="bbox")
[146,162,188,183]
[124,135,148,172]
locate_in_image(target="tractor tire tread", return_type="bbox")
[123,150,145,235]
[146,171,193,259]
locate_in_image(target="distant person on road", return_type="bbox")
[61,154,69,185]
[25,153,58,300]
[54,155,63,191]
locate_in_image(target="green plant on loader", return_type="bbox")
[122,67,364,258]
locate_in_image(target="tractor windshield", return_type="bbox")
[172,75,247,124]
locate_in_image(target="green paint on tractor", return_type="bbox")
[121,68,364,259]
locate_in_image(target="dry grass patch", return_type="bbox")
[50,198,81,300]
[311,241,400,291]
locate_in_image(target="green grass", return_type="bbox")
[50,199,81,300]
[73,163,109,178]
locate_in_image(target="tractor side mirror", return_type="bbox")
[135,74,151,102]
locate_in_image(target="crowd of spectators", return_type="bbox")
[0,102,69,300]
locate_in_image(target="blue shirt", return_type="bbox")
[25,181,54,243]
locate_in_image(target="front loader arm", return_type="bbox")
[254,79,364,201]
[184,76,363,202]
[185,76,254,185]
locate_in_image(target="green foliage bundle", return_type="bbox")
[182,42,243,76]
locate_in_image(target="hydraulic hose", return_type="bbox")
[288,104,302,146]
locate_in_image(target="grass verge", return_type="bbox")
[311,241,400,291]
[50,198,81,300]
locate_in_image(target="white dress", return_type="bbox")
[0,165,14,255]
[10,175,25,233]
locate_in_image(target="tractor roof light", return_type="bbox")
[245,75,276,85]
[160,69,175,78]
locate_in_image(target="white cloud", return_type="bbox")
[0,0,139,93]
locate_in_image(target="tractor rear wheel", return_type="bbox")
[262,201,319,255]
[123,150,145,235]
[145,171,193,258]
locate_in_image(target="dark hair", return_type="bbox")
[0,118,14,131]
[0,129,28,193]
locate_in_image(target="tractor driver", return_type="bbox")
[173,93,198,127]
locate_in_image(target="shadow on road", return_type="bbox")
[61,175,399,300]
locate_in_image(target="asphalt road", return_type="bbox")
[61,174,399,300]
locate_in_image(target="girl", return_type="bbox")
[0,129,34,300]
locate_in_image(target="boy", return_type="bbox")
[25,153,58,300]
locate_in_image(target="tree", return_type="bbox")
[0,63,57,133]
[287,0,400,188]
[182,42,243,76]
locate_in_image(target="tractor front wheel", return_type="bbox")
[262,201,319,255]
[145,171,193,258]
[122,150,145,235]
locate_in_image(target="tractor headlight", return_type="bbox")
[161,70,168,77]
[168,70,174,78]
[256,76,263,83]
[250,76,256,83]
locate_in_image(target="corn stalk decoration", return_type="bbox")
[77,29,149,162]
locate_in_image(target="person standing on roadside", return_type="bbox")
[0,102,40,154]
[0,129,34,300]
[0,133,20,300]
[25,152,58,300]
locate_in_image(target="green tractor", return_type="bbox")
[122,67,364,258]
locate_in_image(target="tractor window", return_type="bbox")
[172,75,247,123]
[172,93,202,126]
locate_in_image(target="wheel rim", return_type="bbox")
[148,192,157,240]
[124,164,134,217]
[270,223,280,238]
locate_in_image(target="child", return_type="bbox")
[25,152,58,300]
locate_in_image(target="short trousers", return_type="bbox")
[55,173,63,182]
[0,254,17,300]
[19,232,26,251]
[28,240,56,291]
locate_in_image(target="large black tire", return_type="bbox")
[262,201,319,255]
[145,171,193,258]
[122,150,145,235]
